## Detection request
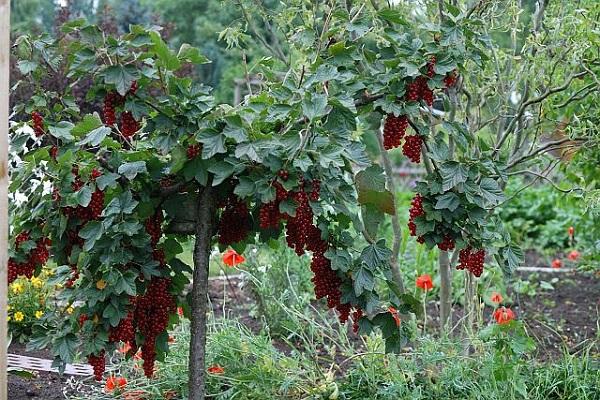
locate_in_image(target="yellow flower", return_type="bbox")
[30,277,43,289]
[35,310,44,319]
[96,279,107,290]
[66,307,74,315]
[7,316,11,322]
[14,312,24,322]
[11,282,24,295]
[7,305,11,311]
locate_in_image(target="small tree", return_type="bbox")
[8,1,599,400]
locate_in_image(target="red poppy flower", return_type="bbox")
[568,226,574,237]
[490,292,503,304]
[551,259,562,269]
[207,365,225,374]
[388,306,401,327]
[493,306,515,325]
[222,249,245,267]
[416,274,433,291]
[177,307,184,317]
[118,342,132,354]
[567,250,580,261]
[105,376,127,393]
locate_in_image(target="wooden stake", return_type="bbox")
[0,0,10,398]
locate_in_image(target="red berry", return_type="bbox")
[50,146,58,160]
[405,81,421,102]
[383,114,408,150]
[87,352,106,381]
[217,196,251,245]
[186,144,201,159]
[90,168,102,180]
[408,194,425,239]
[32,112,44,137]
[278,169,289,181]
[444,71,458,88]
[402,135,422,163]
[120,111,139,138]
[437,234,455,251]
[103,93,117,126]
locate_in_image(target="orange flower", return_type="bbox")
[388,306,401,326]
[105,376,127,393]
[568,226,574,237]
[493,306,515,325]
[567,250,580,261]
[207,365,225,374]
[551,259,562,269]
[222,249,245,267]
[118,342,132,354]
[490,292,503,304]
[416,274,433,291]
[177,307,184,317]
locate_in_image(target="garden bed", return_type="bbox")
[8,269,598,399]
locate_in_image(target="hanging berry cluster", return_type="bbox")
[217,194,251,245]
[457,247,486,277]
[7,232,51,284]
[134,277,176,377]
[103,81,140,138]
[383,114,409,150]
[87,351,106,381]
[265,176,352,323]
[58,167,105,222]
[31,111,44,137]
[408,194,425,244]
[186,144,201,159]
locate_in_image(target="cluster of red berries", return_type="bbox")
[437,234,455,251]
[280,178,351,322]
[186,144,201,159]
[444,70,458,88]
[87,351,106,381]
[59,168,105,222]
[145,212,163,248]
[120,111,139,138]
[457,247,486,277]
[402,134,423,163]
[109,309,136,345]
[134,278,176,378]
[104,81,140,138]
[8,234,51,284]
[103,92,118,126]
[408,194,425,243]
[31,112,44,137]
[64,264,79,288]
[217,195,251,245]
[259,201,282,230]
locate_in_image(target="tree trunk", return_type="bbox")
[438,251,452,334]
[188,186,216,400]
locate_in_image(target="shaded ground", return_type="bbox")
[8,270,598,399]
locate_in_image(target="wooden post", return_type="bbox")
[0,0,10,398]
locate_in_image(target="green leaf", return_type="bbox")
[279,198,297,217]
[177,43,210,64]
[77,126,111,146]
[17,60,38,75]
[355,165,386,192]
[197,129,226,159]
[72,114,103,137]
[360,240,392,270]
[95,172,119,190]
[377,9,409,25]
[439,161,468,191]
[479,178,505,205]
[353,266,375,296]
[302,93,328,121]
[104,65,140,96]
[362,205,383,239]
[48,121,74,140]
[76,186,92,207]
[357,189,395,215]
[235,142,261,162]
[324,248,352,272]
[150,31,181,71]
[234,177,256,198]
[53,334,78,363]
[118,161,147,180]
[503,244,524,271]
[373,312,399,339]
[207,161,235,186]
[435,192,460,212]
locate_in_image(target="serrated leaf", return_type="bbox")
[118,161,147,180]
[324,248,352,272]
[77,126,111,146]
[76,186,92,207]
[197,129,226,158]
[104,65,140,96]
[72,114,103,137]
[302,93,328,121]
[353,266,375,296]
[235,142,261,162]
[479,178,504,205]
[48,121,74,140]
[435,192,460,212]
[439,161,468,191]
[234,177,256,198]
[177,43,210,64]
[360,240,392,270]
[150,31,181,71]
[357,189,395,215]
[95,172,119,190]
